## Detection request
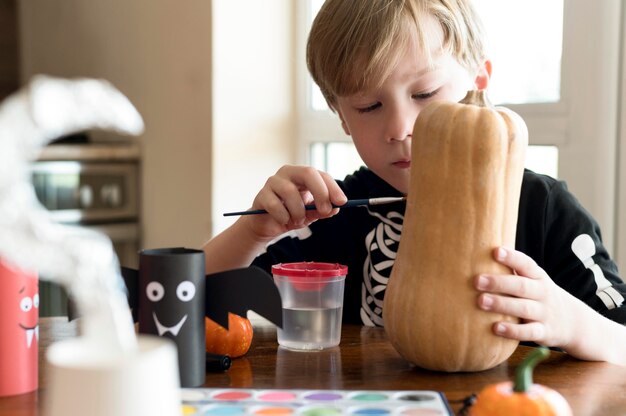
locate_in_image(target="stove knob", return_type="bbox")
[79,185,93,208]
[101,184,122,208]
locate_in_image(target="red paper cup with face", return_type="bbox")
[0,258,39,396]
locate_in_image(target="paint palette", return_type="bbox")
[181,388,453,415]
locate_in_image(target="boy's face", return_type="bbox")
[334,17,490,194]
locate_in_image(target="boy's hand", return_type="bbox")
[242,165,347,240]
[474,247,584,353]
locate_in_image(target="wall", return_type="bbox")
[212,0,296,235]
[18,0,213,249]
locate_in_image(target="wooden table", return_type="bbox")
[1,317,626,415]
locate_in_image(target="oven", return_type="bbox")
[31,161,138,224]
[30,145,141,316]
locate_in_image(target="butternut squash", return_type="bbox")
[383,90,528,372]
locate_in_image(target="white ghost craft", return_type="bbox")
[0,75,144,353]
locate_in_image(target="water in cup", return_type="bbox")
[271,262,347,351]
[279,306,342,350]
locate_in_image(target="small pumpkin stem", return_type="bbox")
[459,89,494,109]
[513,347,550,393]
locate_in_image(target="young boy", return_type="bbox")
[203,0,626,365]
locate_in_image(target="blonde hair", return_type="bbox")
[306,0,486,108]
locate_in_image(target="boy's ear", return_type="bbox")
[474,59,492,90]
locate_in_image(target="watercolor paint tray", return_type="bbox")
[181,387,453,415]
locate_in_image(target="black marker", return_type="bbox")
[206,352,232,372]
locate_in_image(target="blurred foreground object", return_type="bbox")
[0,75,143,353]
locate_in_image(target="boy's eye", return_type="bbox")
[412,89,440,100]
[356,102,381,113]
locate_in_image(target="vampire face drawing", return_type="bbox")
[0,258,39,396]
[136,248,206,387]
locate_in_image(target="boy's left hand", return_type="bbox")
[474,247,582,351]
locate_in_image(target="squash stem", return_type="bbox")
[513,346,550,393]
[459,89,494,109]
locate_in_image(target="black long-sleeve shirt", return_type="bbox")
[253,168,626,327]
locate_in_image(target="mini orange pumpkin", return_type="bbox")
[205,313,253,358]
[471,347,573,416]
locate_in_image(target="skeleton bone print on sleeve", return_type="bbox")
[571,234,624,309]
[360,209,404,326]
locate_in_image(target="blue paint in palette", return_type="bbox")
[351,408,391,415]
[180,388,453,415]
[202,405,247,415]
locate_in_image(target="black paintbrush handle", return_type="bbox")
[223,197,404,217]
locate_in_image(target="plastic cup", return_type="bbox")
[271,262,347,351]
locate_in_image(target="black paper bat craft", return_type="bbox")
[70,247,283,388]
[125,248,283,387]
[121,258,284,330]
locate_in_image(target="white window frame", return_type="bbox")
[294,0,347,166]
[296,0,624,266]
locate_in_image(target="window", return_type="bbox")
[473,0,564,106]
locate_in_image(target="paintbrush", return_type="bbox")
[223,196,406,217]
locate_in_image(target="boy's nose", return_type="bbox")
[386,106,418,142]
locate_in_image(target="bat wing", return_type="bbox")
[121,267,139,322]
[205,266,283,329]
